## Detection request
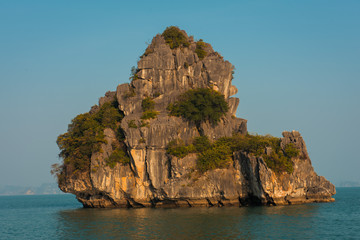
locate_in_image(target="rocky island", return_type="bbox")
[52,27,335,208]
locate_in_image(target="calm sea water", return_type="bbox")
[0,188,359,240]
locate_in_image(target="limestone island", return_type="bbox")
[52,27,335,208]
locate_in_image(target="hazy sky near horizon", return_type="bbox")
[0,0,359,187]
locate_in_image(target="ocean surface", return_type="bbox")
[0,188,359,240]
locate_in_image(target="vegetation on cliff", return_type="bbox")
[195,40,207,60]
[166,139,196,158]
[141,97,159,120]
[129,66,140,81]
[167,134,299,174]
[105,148,130,168]
[162,26,190,49]
[167,88,229,126]
[54,99,127,178]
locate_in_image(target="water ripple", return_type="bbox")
[0,188,359,239]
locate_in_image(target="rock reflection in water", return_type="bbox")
[56,205,318,239]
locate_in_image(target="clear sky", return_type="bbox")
[0,0,359,187]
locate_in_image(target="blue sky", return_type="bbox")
[0,0,359,187]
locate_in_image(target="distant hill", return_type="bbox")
[337,181,360,187]
[0,183,63,195]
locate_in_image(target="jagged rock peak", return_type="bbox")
[116,26,239,117]
[134,27,236,96]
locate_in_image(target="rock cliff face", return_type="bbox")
[57,27,335,207]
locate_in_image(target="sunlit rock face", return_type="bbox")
[58,29,335,208]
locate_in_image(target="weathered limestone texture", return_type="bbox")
[58,29,335,207]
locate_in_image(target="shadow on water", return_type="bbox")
[56,204,320,240]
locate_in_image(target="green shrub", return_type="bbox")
[284,143,299,158]
[141,97,155,111]
[138,138,146,144]
[217,134,297,174]
[57,113,103,173]
[168,88,229,125]
[94,101,124,129]
[166,139,195,158]
[165,133,299,174]
[128,120,138,128]
[215,134,278,155]
[263,152,294,174]
[105,148,130,168]
[193,136,211,153]
[162,26,190,49]
[195,40,207,60]
[197,144,232,172]
[140,97,158,120]
[56,98,124,174]
[141,110,159,120]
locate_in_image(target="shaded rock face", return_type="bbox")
[58,29,335,207]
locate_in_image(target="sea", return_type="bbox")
[0,187,359,240]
